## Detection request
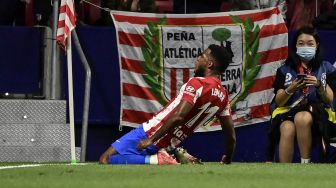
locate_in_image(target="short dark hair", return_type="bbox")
[208,44,232,73]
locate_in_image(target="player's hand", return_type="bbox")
[220,155,231,164]
[136,138,153,150]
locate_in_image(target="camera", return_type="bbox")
[297,73,307,79]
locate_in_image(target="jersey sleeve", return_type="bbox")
[180,78,203,105]
[273,68,286,94]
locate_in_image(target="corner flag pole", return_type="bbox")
[66,31,77,164]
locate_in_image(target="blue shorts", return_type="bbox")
[111,125,159,156]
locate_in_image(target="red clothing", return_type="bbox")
[287,0,333,30]
[143,76,231,150]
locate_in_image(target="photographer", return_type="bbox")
[267,26,336,163]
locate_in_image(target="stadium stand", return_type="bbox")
[155,0,173,13]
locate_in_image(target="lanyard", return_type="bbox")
[298,64,312,95]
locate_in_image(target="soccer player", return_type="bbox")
[99,44,236,165]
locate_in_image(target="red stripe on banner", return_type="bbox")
[59,5,76,25]
[251,103,270,118]
[233,103,270,123]
[58,20,65,28]
[121,57,144,73]
[113,15,160,24]
[118,31,144,47]
[165,16,233,25]
[183,68,190,83]
[113,8,278,25]
[122,109,154,124]
[170,69,177,99]
[248,76,275,93]
[123,83,157,100]
[260,47,288,64]
[259,23,288,38]
[233,116,245,123]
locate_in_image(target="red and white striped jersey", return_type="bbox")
[143,76,231,150]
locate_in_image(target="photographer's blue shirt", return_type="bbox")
[271,60,336,112]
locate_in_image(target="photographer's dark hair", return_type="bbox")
[286,26,323,70]
[208,44,232,73]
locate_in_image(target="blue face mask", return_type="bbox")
[296,47,316,61]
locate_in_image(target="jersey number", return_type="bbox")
[186,102,219,128]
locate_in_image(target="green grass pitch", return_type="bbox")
[1,162,336,188]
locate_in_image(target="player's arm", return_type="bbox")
[218,115,236,164]
[137,100,193,149]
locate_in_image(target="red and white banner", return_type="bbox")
[57,0,76,49]
[111,7,288,131]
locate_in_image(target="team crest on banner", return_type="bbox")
[160,25,244,103]
[111,7,288,130]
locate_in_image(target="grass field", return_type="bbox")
[1,162,336,188]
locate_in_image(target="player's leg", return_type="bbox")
[108,149,178,165]
[294,111,313,163]
[174,147,202,164]
[100,125,173,165]
[279,120,296,163]
[109,154,148,164]
[99,125,147,164]
[99,124,178,165]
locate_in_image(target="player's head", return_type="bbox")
[208,44,232,73]
[194,44,232,77]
